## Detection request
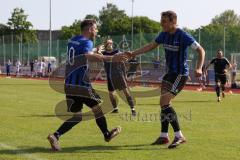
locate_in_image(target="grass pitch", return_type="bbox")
[0,78,240,160]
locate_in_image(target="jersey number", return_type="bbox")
[68,47,75,65]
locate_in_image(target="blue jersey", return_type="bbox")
[6,63,11,70]
[155,28,197,75]
[65,35,93,87]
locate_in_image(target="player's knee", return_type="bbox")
[221,84,226,89]
[108,91,114,96]
[72,113,83,122]
[123,88,129,94]
[160,100,170,107]
[160,93,173,107]
[160,103,167,108]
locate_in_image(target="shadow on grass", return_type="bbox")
[174,100,214,103]
[136,103,159,106]
[19,114,121,118]
[0,144,165,154]
[19,114,57,118]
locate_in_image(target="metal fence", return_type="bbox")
[0,30,239,67]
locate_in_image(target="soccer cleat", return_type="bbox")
[111,109,119,114]
[47,134,61,151]
[168,136,186,149]
[217,97,221,102]
[222,92,225,98]
[151,137,169,145]
[104,126,121,142]
[131,109,137,116]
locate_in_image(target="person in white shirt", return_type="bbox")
[15,60,21,77]
[231,62,237,85]
[33,60,38,77]
[37,59,46,77]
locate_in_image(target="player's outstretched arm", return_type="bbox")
[85,52,129,63]
[85,52,105,62]
[131,42,159,58]
[195,46,205,77]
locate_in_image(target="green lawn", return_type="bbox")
[0,78,240,160]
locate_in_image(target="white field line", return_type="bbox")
[183,89,240,96]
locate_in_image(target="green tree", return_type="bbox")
[211,10,240,26]
[227,26,240,52]
[98,3,160,37]
[7,8,37,42]
[0,23,10,36]
[186,23,240,59]
[60,19,81,39]
[59,3,161,40]
[132,16,160,34]
[98,3,131,36]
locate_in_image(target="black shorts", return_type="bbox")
[65,88,101,113]
[215,74,227,85]
[107,74,127,92]
[161,74,188,96]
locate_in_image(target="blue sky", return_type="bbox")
[1,0,240,30]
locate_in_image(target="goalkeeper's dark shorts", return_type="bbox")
[161,73,188,96]
[215,74,227,85]
[107,74,128,92]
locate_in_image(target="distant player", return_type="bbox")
[33,59,38,77]
[36,59,46,77]
[30,60,34,77]
[231,62,237,88]
[6,59,11,77]
[47,19,128,151]
[102,39,136,115]
[127,11,205,148]
[47,61,52,74]
[205,50,231,102]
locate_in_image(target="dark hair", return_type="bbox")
[80,19,96,31]
[161,11,177,23]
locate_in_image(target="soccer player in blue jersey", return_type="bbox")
[128,11,205,148]
[47,19,128,151]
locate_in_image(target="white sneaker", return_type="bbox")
[47,134,61,151]
[217,97,221,102]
